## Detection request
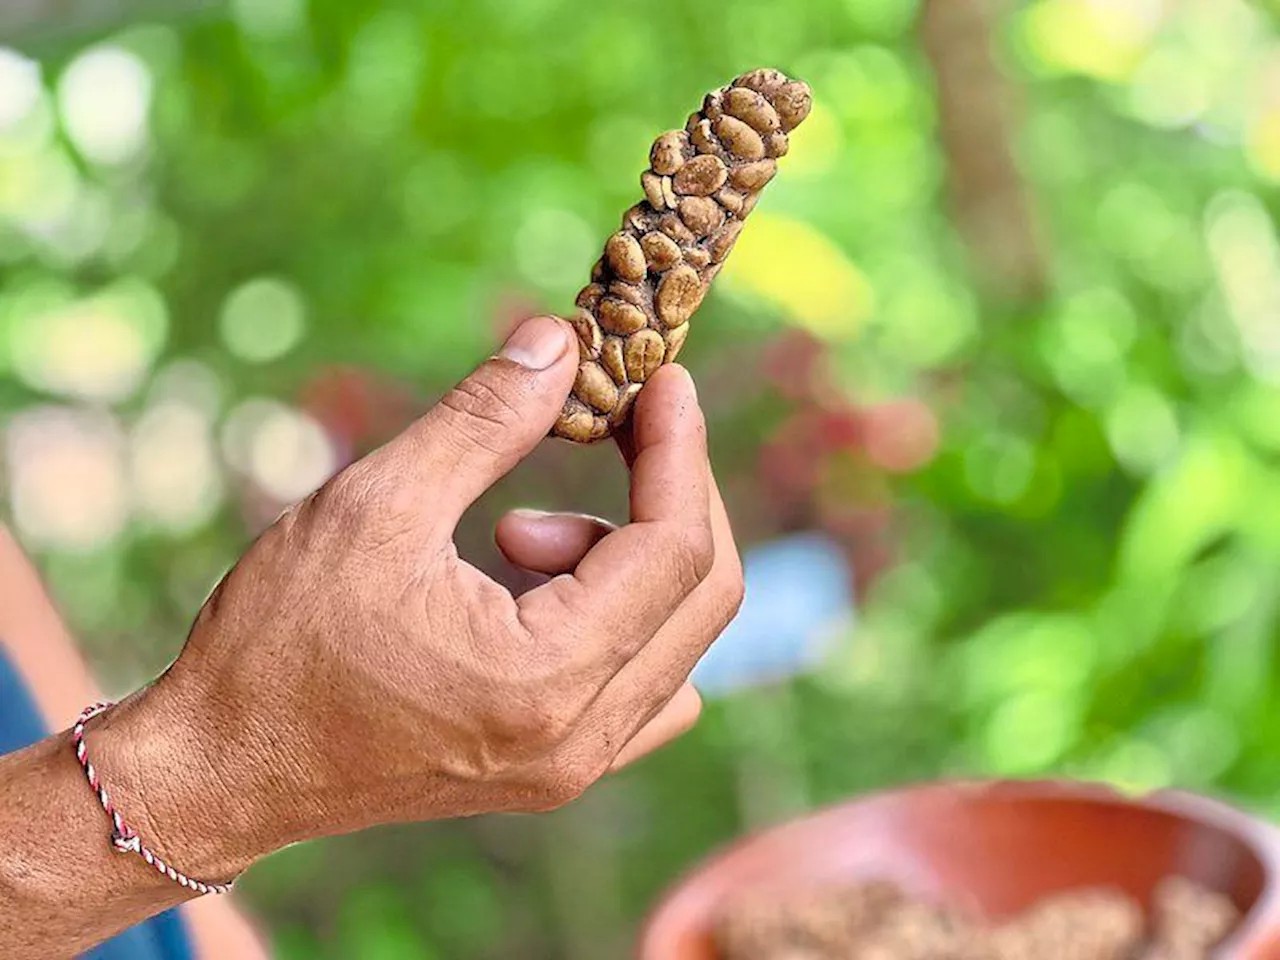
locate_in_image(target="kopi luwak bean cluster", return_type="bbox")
[551,68,812,443]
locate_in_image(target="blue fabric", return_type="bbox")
[692,531,855,697]
[0,645,197,960]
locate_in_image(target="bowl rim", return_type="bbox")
[636,777,1280,959]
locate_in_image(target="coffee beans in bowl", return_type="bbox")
[713,875,1239,960]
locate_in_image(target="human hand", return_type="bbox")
[90,315,743,883]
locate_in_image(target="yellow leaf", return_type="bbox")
[721,212,874,340]
[1019,0,1151,83]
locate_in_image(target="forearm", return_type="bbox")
[0,685,266,959]
[0,526,271,959]
[0,734,194,959]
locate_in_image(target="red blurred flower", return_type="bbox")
[758,409,826,503]
[814,405,861,453]
[819,502,893,541]
[760,329,827,401]
[861,398,940,474]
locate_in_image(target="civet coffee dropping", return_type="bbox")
[552,68,812,443]
[713,875,1240,960]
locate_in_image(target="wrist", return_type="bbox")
[84,680,279,885]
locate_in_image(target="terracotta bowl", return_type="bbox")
[638,779,1280,959]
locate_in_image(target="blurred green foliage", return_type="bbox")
[4,0,1280,956]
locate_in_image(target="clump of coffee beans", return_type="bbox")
[714,876,1239,960]
[552,68,812,443]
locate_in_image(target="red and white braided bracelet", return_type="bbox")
[72,701,234,896]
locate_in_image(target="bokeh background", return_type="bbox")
[4,0,1280,955]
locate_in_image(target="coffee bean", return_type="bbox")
[715,187,746,216]
[605,231,647,283]
[650,130,688,176]
[658,212,697,246]
[689,118,722,156]
[683,246,711,269]
[722,87,780,134]
[575,283,605,311]
[570,308,602,356]
[641,231,682,272]
[554,397,597,443]
[607,280,646,308]
[729,159,776,191]
[625,329,666,382]
[655,265,704,328]
[622,203,654,234]
[712,877,1232,960]
[663,322,690,363]
[597,297,647,335]
[660,175,678,211]
[641,170,666,210]
[601,336,627,384]
[673,155,728,197]
[733,68,788,98]
[679,195,725,237]
[575,361,618,413]
[701,91,723,122]
[714,115,765,160]
[775,81,813,132]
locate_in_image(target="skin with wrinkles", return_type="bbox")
[0,316,745,959]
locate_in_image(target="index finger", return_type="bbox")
[517,365,713,674]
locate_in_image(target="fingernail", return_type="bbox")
[500,316,572,370]
[509,508,552,520]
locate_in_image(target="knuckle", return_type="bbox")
[536,753,607,809]
[464,706,545,779]
[480,632,589,752]
[716,563,746,630]
[669,523,716,592]
[526,697,580,749]
[482,702,539,756]
[438,374,525,443]
[483,689,580,760]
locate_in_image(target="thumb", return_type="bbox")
[380,315,578,525]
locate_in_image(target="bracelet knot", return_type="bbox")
[72,701,235,896]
